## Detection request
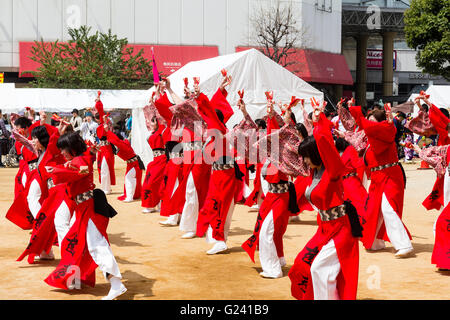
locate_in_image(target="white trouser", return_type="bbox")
[259,210,282,277]
[22,172,27,188]
[244,183,252,199]
[375,193,413,251]
[54,201,73,247]
[86,218,121,280]
[100,159,112,194]
[206,199,235,244]
[124,167,136,201]
[27,179,41,218]
[179,172,199,233]
[310,239,341,300]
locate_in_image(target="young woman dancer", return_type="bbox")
[240,99,306,279]
[141,105,168,213]
[44,131,126,300]
[349,105,413,258]
[289,106,362,300]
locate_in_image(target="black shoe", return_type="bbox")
[0,163,5,168]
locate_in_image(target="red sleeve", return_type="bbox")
[267,115,280,135]
[47,132,60,156]
[50,156,90,184]
[350,106,396,143]
[210,88,234,124]
[154,93,174,126]
[196,93,227,134]
[313,113,345,180]
[429,104,450,139]
[95,100,105,125]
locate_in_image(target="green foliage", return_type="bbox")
[404,0,450,80]
[24,26,154,89]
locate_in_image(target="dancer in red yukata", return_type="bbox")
[17,121,75,263]
[44,131,126,300]
[152,81,185,226]
[240,96,308,279]
[195,73,244,254]
[93,94,116,195]
[349,103,414,258]
[104,116,144,203]
[289,104,362,300]
[141,100,168,213]
[407,93,450,271]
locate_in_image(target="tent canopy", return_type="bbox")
[132,48,324,165]
[0,86,149,113]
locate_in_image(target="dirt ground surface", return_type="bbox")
[1,159,450,300]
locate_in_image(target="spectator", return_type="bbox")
[0,109,11,167]
[80,111,98,143]
[70,108,83,131]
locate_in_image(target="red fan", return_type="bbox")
[193,77,200,85]
[384,103,392,112]
[97,91,101,97]
[265,91,273,101]
[221,69,227,77]
[51,114,69,125]
[289,96,301,108]
[420,90,430,99]
[238,90,244,99]
[183,77,189,87]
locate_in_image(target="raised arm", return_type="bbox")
[313,112,345,180]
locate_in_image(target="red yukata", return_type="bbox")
[417,145,450,269]
[242,115,293,277]
[17,131,74,264]
[341,145,368,217]
[45,154,111,289]
[153,93,185,217]
[106,130,142,201]
[195,88,239,241]
[141,121,167,209]
[289,113,359,300]
[349,106,412,250]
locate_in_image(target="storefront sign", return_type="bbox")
[367,49,396,70]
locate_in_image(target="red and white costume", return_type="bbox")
[141,121,167,209]
[195,88,240,246]
[94,100,116,194]
[18,130,75,263]
[45,152,121,290]
[242,114,303,278]
[106,130,143,202]
[417,145,450,269]
[289,113,360,300]
[153,93,184,222]
[349,106,412,252]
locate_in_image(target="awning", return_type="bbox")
[19,42,219,78]
[236,47,353,86]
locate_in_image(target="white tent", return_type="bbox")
[131,48,324,165]
[0,86,149,113]
[406,85,450,116]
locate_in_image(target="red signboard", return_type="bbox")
[19,42,219,78]
[236,46,353,86]
[367,49,397,70]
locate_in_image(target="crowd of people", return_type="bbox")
[3,70,450,300]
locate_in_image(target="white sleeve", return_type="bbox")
[27,179,42,219]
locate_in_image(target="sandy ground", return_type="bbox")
[1,159,450,300]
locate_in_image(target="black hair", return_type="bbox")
[421,104,429,113]
[255,119,266,130]
[396,111,407,119]
[72,109,79,114]
[298,135,322,167]
[440,108,450,119]
[113,127,124,140]
[295,123,308,140]
[290,112,297,124]
[308,112,313,120]
[31,126,50,149]
[367,109,386,122]
[335,137,350,153]
[215,109,224,124]
[57,132,87,157]
[14,117,32,129]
